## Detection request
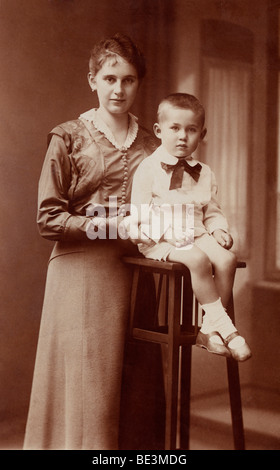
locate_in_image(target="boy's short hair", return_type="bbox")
[157,93,205,127]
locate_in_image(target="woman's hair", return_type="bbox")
[157,93,206,127]
[89,33,146,79]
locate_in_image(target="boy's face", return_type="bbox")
[154,106,206,159]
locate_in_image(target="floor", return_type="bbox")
[1,385,279,451]
[189,385,280,450]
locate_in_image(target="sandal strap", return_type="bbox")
[224,330,240,345]
[207,331,223,339]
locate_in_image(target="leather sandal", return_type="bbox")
[224,331,252,362]
[196,330,231,358]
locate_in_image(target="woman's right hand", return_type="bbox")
[118,218,154,246]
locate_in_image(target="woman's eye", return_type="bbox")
[105,77,115,83]
[171,126,179,132]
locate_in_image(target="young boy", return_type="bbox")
[127,93,251,362]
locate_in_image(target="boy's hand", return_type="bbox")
[212,229,233,249]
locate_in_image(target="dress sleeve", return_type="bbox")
[37,131,90,241]
[203,171,229,234]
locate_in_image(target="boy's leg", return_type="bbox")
[194,234,237,307]
[167,245,232,356]
[194,234,251,361]
[167,244,235,330]
[167,244,218,305]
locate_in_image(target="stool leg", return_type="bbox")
[180,345,192,450]
[180,271,194,449]
[129,266,140,335]
[165,272,181,450]
[226,358,245,450]
[226,292,245,450]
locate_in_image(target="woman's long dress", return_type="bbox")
[23,110,158,450]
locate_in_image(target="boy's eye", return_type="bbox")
[189,127,198,133]
[171,126,179,132]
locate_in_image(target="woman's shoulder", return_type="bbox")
[47,118,89,150]
[49,119,84,139]
[137,123,155,141]
[137,124,159,154]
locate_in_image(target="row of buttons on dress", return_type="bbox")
[120,148,129,209]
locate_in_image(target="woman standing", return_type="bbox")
[24,33,157,450]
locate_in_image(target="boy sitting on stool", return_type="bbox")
[126,93,251,362]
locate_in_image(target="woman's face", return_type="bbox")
[88,57,139,117]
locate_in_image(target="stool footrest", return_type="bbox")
[132,327,197,345]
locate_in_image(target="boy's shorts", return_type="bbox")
[138,232,230,262]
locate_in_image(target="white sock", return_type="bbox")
[200,313,212,333]
[200,314,224,345]
[201,298,237,339]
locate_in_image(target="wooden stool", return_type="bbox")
[122,255,246,450]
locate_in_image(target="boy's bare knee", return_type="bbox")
[216,250,237,273]
[189,248,212,273]
[226,250,237,269]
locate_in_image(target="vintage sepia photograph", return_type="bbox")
[0,0,279,455]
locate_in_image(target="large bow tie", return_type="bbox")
[161,159,202,190]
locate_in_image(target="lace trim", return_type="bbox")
[79,108,138,150]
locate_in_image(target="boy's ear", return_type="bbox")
[88,72,96,92]
[153,123,161,139]
[200,128,207,141]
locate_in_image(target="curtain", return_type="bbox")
[201,58,251,258]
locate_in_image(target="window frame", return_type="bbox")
[266,1,280,280]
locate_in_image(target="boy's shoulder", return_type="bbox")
[193,159,213,174]
[142,146,165,168]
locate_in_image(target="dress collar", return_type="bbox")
[155,144,197,166]
[79,108,139,150]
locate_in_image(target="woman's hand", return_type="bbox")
[118,218,154,246]
[212,229,233,249]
